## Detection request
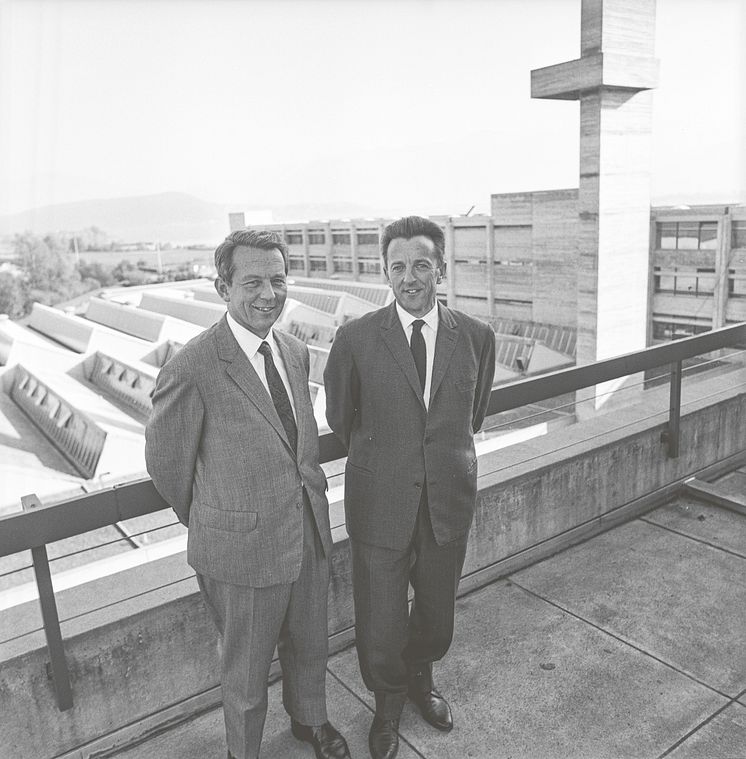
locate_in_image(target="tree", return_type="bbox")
[15,232,80,295]
[71,225,110,252]
[11,232,98,313]
[0,272,27,318]
[77,260,118,287]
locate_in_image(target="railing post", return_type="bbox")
[666,360,683,458]
[23,495,74,711]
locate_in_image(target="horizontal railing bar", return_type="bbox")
[0,479,169,558]
[1,322,744,559]
[485,321,746,416]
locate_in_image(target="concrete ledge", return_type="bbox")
[1,374,745,758]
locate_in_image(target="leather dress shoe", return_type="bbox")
[290,718,351,759]
[368,716,399,759]
[408,677,453,732]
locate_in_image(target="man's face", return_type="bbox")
[215,245,287,338]
[384,235,443,317]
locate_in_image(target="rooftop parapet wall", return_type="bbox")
[141,340,184,369]
[27,304,152,359]
[8,365,107,479]
[190,287,224,305]
[84,298,202,345]
[137,292,226,329]
[84,352,158,417]
[2,369,744,759]
[0,319,79,376]
[287,288,344,316]
[307,345,330,385]
[288,277,393,307]
[286,319,337,347]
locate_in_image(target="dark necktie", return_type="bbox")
[410,319,427,394]
[258,341,297,453]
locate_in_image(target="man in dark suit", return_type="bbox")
[324,216,496,759]
[145,230,350,759]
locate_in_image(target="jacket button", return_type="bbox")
[414,482,422,489]
[297,501,302,510]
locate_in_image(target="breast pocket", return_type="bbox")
[196,504,258,532]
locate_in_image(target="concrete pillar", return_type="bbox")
[445,219,456,307]
[378,222,386,282]
[350,222,359,281]
[712,210,732,329]
[325,223,334,277]
[301,227,311,279]
[486,218,495,319]
[531,0,659,412]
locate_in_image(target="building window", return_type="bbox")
[653,266,661,291]
[332,233,351,245]
[729,269,741,297]
[732,221,746,249]
[333,258,353,274]
[656,221,720,250]
[308,233,326,245]
[358,259,381,275]
[653,321,711,340]
[357,233,379,246]
[699,222,718,249]
[285,232,303,245]
[288,256,305,271]
[657,223,677,249]
[309,259,327,272]
[676,222,700,249]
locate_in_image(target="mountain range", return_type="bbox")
[0,192,388,245]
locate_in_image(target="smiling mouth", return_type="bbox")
[404,289,420,294]
[252,305,276,312]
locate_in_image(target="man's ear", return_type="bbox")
[215,277,230,303]
[438,261,447,281]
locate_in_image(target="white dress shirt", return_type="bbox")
[226,312,296,417]
[395,301,439,409]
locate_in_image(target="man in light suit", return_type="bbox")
[324,216,496,759]
[145,230,350,759]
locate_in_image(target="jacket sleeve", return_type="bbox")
[144,358,204,526]
[472,324,496,433]
[323,326,359,451]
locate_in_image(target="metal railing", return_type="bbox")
[1,321,745,712]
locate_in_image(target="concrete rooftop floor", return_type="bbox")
[114,472,746,759]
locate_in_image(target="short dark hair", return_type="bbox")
[380,216,446,268]
[214,229,289,283]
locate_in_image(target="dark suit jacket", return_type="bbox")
[324,302,496,550]
[145,316,331,587]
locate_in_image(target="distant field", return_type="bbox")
[77,247,215,268]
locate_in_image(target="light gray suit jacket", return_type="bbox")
[145,316,331,587]
[324,302,495,550]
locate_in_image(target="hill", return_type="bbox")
[0,193,394,246]
[0,193,269,246]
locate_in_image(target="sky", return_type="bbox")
[1,0,744,219]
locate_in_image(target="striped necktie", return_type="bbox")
[258,341,297,452]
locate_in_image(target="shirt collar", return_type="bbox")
[226,312,278,359]
[395,301,439,333]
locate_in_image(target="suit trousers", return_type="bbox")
[350,485,469,720]
[197,493,330,759]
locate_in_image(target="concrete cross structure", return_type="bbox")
[531,0,659,411]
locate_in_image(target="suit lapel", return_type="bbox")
[429,304,459,403]
[380,303,427,409]
[215,317,292,450]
